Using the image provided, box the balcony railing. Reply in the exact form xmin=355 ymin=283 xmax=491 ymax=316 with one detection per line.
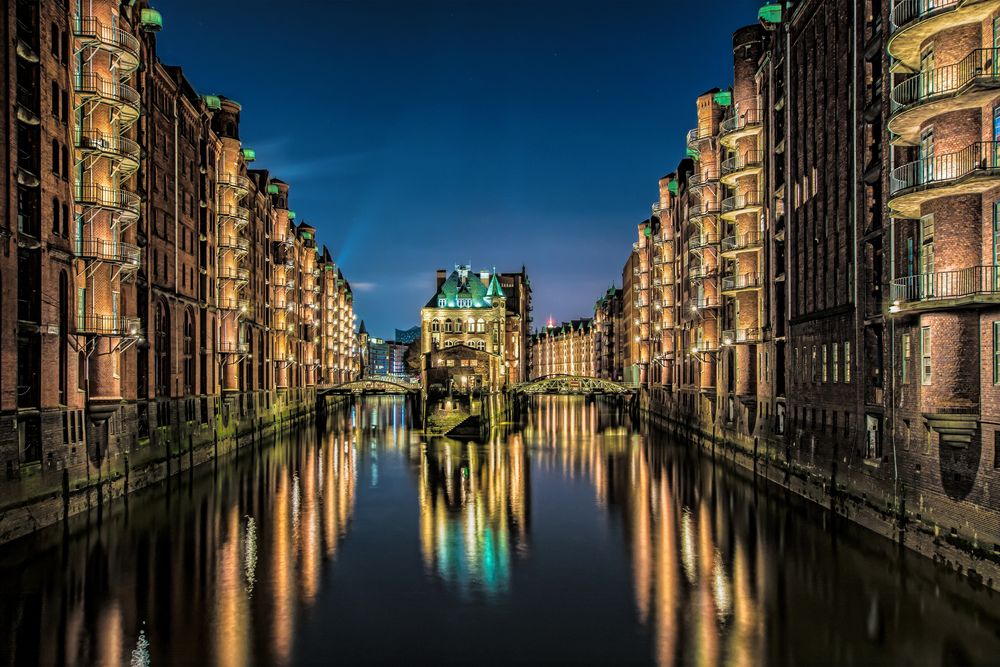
xmin=721 ymin=230 xmax=763 ymax=253
xmin=721 ymin=328 xmax=765 ymax=345
xmin=218 ymin=235 xmax=249 ymax=253
xmin=720 ymin=104 xmax=763 ymax=136
xmin=217 ymin=204 xmax=250 ymax=225
xmin=688 ymin=297 xmax=721 ymax=310
xmin=690 ymin=169 xmax=720 ymax=189
xmin=75 ymin=130 xmax=140 ymax=169
xmin=890 ymin=266 xmax=1000 ymax=305
xmin=651 ymin=202 xmax=670 ymax=216
xmin=721 ymin=150 xmax=765 ymax=175
xmin=73 ymin=16 xmax=141 ymax=68
xmin=890 ymin=141 xmax=1000 ymax=194
xmin=217 ymin=341 xmax=249 ymax=354
xmin=686 ymin=126 xmax=714 ymax=147
xmin=692 ymin=339 xmax=720 ymax=353
xmin=891 ymin=49 xmax=1000 ymax=112
xmin=75 ymin=314 xmax=141 ymax=337
xmin=689 ymin=232 xmax=720 ymax=250
xmin=689 ymin=264 xmax=717 ymax=280
xmin=689 ymin=201 xmax=721 ymax=219
xmin=218 ymin=266 xmax=250 ymax=282
xmin=76 ymin=238 xmax=141 ymax=266
xmin=217 ymin=173 xmax=252 ymax=195
xmin=890 ymin=0 xmax=959 ymax=34
xmin=73 ymin=73 xmax=140 ymax=120
xmin=217 ymin=296 xmax=252 ymax=314
xmin=722 ymin=191 xmax=764 ymax=215
xmin=721 ymin=272 xmax=763 ymax=292
xmin=76 ymin=184 xmax=141 ymax=218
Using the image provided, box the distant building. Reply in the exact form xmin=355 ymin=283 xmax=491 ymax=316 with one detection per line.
xmin=395 ymin=326 xmax=421 ymax=345
xmin=529 ymin=320 xmax=595 ymax=379
xmin=420 ymin=265 xmax=511 ymax=395
xmin=594 ymin=286 xmax=624 ymax=381
xmin=367 ymin=336 xmax=408 ymax=377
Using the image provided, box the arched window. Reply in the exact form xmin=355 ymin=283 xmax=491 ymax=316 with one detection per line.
xmin=154 ymin=300 xmax=171 ymax=396
xmin=476 ymin=318 xmax=485 ymax=333
xmin=58 ymin=271 xmax=68 ymax=404
xmin=455 ymin=319 xmax=463 ymax=333
xmin=183 ymin=308 xmax=195 ymax=395
xmin=444 ymin=319 xmax=453 ymax=333
xmin=431 ymin=319 xmax=440 ymax=333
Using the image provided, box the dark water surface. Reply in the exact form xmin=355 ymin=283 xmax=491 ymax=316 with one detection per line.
xmin=1 ymin=396 xmax=999 ymax=666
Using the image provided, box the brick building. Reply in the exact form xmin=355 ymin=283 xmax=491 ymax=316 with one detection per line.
xmin=529 ymin=319 xmax=595 ymax=379
xmin=0 ymin=0 xmax=358 ymax=542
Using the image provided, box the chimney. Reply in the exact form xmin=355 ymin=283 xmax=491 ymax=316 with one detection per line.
xmin=436 ymin=269 xmax=447 ymax=290
xmin=480 ymin=270 xmax=489 ymax=286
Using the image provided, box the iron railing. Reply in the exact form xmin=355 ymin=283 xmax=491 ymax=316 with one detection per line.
xmin=890 ymin=141 xmax=1000 ymax=194
xmin=689 ymin=232 xmax=720 ymax=250
xmin=73 ymin=72 xmax=140 ymax=114
xmin=722 ymin=191 xmax=764 ymax=215
xmin=76 ymin=184 xmax=141 ymax=217
xmin=721 ymin=230 xmax=763 ymax=253
xmin=720 ymin=102 xmax=763 ymax=136
xmin=217 ymin=173 xmax=252 ymax=194
xmin=73 ymin=16 xmax=141 ymax=64
xmin=721 ymin=272 xmax=763 ymax=291
xmin=218 ymin=235 xmax=249 ymax=252
xmin=75 ymin=130 xmax=140 ymax=167
xmin=686 ymin=126 xmax=714 ymax=147
xmin=721 ymin=328 xmax=765 ymax=344
xmin=890 ymin=266 xmax=1000 ymax=303
xmin=721 ymin=149 xmax=765 ymax=175
xmin=76 ymin=238 xmax=140 ymax=266
xmin=890 ymin=0 xmax=959 ymax=34
xmin=892 ymin=48 xmax=1000 ymax=112
xmin=689 ymin=201 xmax=721 ymax=219
xmin=75 ymin=314 xmax=141 ymax=337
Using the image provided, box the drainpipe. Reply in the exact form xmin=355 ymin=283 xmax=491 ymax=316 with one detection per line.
xmin=174 ymin=97 xmax=179 ymax=295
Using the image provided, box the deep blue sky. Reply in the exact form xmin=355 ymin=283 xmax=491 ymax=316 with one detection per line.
xmin=156 ymin=0 xmax=761 ymax=339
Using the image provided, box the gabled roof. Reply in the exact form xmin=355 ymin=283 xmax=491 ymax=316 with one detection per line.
xmin=425 ymin=267 xmax=499 ymax=309
xmin=486 ymin=273 xmax=504 ymax=298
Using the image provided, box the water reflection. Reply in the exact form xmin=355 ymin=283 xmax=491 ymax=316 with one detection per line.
xmin=414 ymin=433 xmax=529 ymax=597
xmin=0 ymin=396 xmax=998 ymax=666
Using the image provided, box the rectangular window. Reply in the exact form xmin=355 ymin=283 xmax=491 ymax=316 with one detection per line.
xmin=902 ymin=333 xmax=911 ymax=384
xmin=811 ymin=345 xmax=817 ymax=382
xmin=832 ymin=343 xmax=839 ymax=383
xmin=821 ymin=345 xmax=828 ymax=382
xmin=994 ymin=322 xmax=1000 ymax=384
xmin=844 ymin=341 xmax=851 ymax=383
xmin=920 ymin=326 xmax=932 ymax=385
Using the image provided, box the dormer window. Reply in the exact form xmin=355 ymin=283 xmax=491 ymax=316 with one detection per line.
xmin=438 ymin=298 xmax=446 ymax=307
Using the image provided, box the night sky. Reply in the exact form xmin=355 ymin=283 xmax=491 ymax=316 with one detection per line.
xmin=155 ymin=0 xmax=762 ymax=338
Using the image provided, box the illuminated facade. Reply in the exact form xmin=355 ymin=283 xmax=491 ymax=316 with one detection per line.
xmin=419 ymin=265 xmax=516 ymax=394
xmin=529 ymin=319 xmax=595 ymax=379
xmin=0 ymin=0 xmax=358 ymax=543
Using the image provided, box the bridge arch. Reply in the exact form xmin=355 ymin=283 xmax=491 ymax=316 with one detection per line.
xmin=512 ymin=374 xmax=634 ymax=396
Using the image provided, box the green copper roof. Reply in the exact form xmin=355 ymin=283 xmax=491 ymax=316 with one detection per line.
xmin=713 ymin=91 xmax=732 ymax=107
xmin=267 ymin=183 xmax=279 ymax=194
xmin=643 ymin=227 xmax=652 ymax=237
xmin=686 ymin=147 xmax=700 ymax=160
xmin=140 ymin=8 xmax=162 ymax=31
xmin=486 ymin=273 xmax=505 ymax=299
xmin=287 ymin=210 xmax=296 ymax=220
xmin=667 ymin=179 xmax=678 ymax=194
xmin=429 ymin=268 xmax=495 ymax=309
xmin=241 ymin=148 xmax=256 ymax=162
xmin=203 ymin=95 xmax=221 ymax=111
xmin=759 ymin=3 xmax=782 ymax=24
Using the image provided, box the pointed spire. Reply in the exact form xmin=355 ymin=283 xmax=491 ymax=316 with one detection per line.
xmin=358 ymin=320 xmax=367 ymax=335
xmin=486 ymin=272 xmax=505 ymax=298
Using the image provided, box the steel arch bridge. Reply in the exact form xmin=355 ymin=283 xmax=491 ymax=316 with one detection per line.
xmin=321 ymin=378 xmax=420 ymax=395
xmin=512 ymin=374 xmax=635 ymax=396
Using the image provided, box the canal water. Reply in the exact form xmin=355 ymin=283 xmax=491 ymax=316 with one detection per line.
xmin=1 ymin=396 xmax=998 ymax=666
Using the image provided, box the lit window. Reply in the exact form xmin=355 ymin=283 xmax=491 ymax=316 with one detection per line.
xmin=902 ymin=334 xmax=911 ymax=384
xmin=821 ymin=345 xmax=828 ymax=382
xmin=844 ymin=341 xmax=851 ymax=383
xmin=832 ymin=343 xmax=839 ymax=383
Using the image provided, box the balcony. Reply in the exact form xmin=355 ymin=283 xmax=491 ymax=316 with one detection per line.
xmin=719 ymin=103 xmax=763 ymax=148
xmin=651 ymin=201 xmax=670 ymax=216
xmin=689 ymin=232 xmax=720 ymax=251
xmin=218 ymin=296 xmax=251 ymax=315
xmin=75 ymin=130 xmax=140 ymax=174
xmin=217 ymin=173 xmax=251 ymax=197
xmin=73 ymin=16 xmax=141 ymax=72
xmin=721 ymin=230 xmax=763 ymax=255
xmin=689 ymin=263 xmax=717 ymax=280
xmin=889 ymin=141 xmax=1000 ymax=218
xmin=692 ymin=339 xmax=720 ymax=354
xmin=218 ymin=235 xmax=249 ymax=254
xmin=721 ymin=328 xmax=765 ymax=345
xmin=888 ymin=0 xmax=1000 ymax=71
xmin=720 ymin=150 xmax=764 ymax=187
xmin=76 ymin=184 xmax=141 ymax=221
xmin=217 ymin=341 xmax=249 ymax=355
xmin=721 ymin=272 xmax=763 ymax=294
xmin=73 ymin=73 xmax=140 ymax=125
xmin=76 ymin=238 xmax=141 ymax=267
xmin=686 ymin=126 xmax=714 ymax=149
xmin=217 ymin=204 xmax=250 ymax=227
xmin=889 ymin=266 xmax=1000 ymax=312
xmin=652 ymin=249 xmax=673 ymax=265
xmin=218 ymin=266 xmax=250 ymax=283
xmin=889 ymin=49 xmax=1000 ymax=144
xmin=688 ymin=296 xmax=721 ymax=311
xmin=689 ymin=168 xmax=719 ymax=194
xmin=721 ymin=191 xmax=764 ymax=221
xmin=75 ymin=314 xmax=142 ymax=337
xmin=689 ymin=200 xmax=721 ymax=221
